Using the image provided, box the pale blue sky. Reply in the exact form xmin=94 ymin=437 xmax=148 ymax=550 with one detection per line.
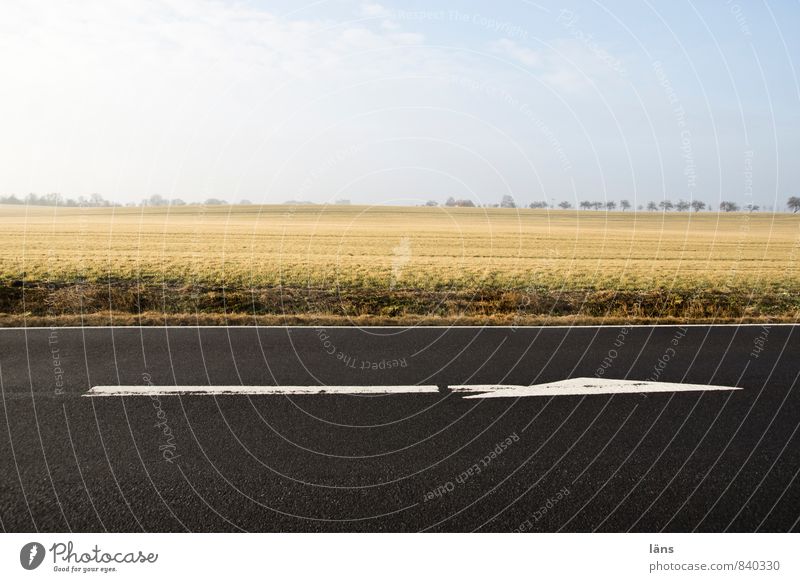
xmin=1 ymin=0 xmax=798 ymax=208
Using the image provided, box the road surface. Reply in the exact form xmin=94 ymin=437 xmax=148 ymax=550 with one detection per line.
xmin=1 ymin=325 xmax=798 ymax=532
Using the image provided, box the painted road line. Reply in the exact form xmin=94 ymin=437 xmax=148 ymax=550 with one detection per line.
xmin=84 ymin=385 xmax=441 ymax=396
xmin=85 ymin=379 xmax=741 ymax=397
xmin=458 ymin=377 xmax=741 ymax=399
xmin=450 ymin=385 xmax=526 ymax=393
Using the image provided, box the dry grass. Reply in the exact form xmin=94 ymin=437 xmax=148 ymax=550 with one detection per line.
xmin=1 ymin=203 xmax=799 ymax=324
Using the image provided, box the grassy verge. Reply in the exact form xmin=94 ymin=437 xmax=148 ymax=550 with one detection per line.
xmin=1 ymin=281 xmax=796 ymax=326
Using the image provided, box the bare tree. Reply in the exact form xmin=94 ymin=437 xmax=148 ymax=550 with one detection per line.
xmin=788 ymin=196 xmax=800 ymax=213
xmin=592 ymin=201 xmax=604 ymax=210
xmin=579 ymin=200 xmax=592 ymax=210
xmin=658 ymin=200 xmax=674 ymax=212
xmin=558 ymin=201 xmax=572 ymax=209
xmin=620 ymin=200 xmax=631 ymax=211
xmin=675 ymin=199 xmax=690 ymax=212
xmin=647 ymin=201 xmax=658 ymax=211
xmin=500 ymin=195 xmax=516 ymax=208
xmin=89 ymin=193 xmax=109 ymax=207
xmin=690 ymin=200 xmax=706 ymax=212
xmin=44 ymin=193 xmax=63 ymax=206
xmin=719 ymin=201 xmax=739 ymax=212
xmin=145 ymin=194 xmax=167 ymax=207
xmin=605 ymin=200 xmax=617 ymax=211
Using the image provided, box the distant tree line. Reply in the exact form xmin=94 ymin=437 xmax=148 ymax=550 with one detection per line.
xmin=427 ymin=196 xmax=797 ymax=213
xmin=444 ymin=197 xmax=476 ymax=207
xmin=0 ymin=193 xmax=257 ymax=207
xmin=4 ymin=193 xmax=800 ymax=212
xmin=141 ymin=194 xmax=237 ymax=206
xmin=0 ymin=193 xmax=117 ymax=207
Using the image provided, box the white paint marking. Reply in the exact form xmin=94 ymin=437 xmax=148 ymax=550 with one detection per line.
xmin=84 ymin=385 xmax=440 ymax=396
xmin=459 ymin=377 xmax=741 ymax=399
xmin=450 ymin=384 xmax=525 ymax=393
xmin=85 ymin=378 xmax=741 ymax=397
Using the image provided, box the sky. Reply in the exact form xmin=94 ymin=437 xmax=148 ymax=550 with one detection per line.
xmin=1 ymin=0 xmax=798 ymax=208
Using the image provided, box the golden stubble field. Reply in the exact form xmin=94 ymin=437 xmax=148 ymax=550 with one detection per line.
xmin=1 ymin=204 xmax=799 ymax=324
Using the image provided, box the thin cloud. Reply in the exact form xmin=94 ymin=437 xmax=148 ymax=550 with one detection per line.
xmin=490 ymin=39 xmax=542 ymax=67
xmin=360 ymin=2 xmax=392 ymax=18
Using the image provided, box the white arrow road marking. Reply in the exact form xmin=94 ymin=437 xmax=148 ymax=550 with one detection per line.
xmin=84 ymin=385 xmax=440 ymax=396
xmin=84 ymin=378 xmax=740 ymax=397
xmin=457 ymin=377 xmax=741 ymax=399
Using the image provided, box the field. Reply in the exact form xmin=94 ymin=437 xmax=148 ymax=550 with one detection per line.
xmin=1 ymin=203 xmax=799 ymax=325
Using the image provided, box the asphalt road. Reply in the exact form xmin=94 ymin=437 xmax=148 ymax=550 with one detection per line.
xmin=1 ymin=325 xmax=798 ymax=532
